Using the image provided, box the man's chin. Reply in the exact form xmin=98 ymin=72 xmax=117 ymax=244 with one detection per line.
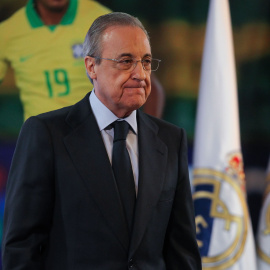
xmin=116 ymin=101 xmax=145 ymax=118
xmin=48 ymin=6 xmax=67 ymax=12
xmin=45 ymin=1 xmax=69 ymax=13
xmin=129 ymin=99 xmax=146 ymax=111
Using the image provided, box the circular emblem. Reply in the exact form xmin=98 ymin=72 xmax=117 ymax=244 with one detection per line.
xmin=257 ymin=175 xmax=270 ymax=265
xmin=193 ymin=168 xmax=248 ymax=269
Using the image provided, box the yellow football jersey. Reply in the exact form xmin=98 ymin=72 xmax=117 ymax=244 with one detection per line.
xmin=0 ymin=0 xmax=110 ymax=120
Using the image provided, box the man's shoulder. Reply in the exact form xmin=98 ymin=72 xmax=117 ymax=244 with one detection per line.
xmin=32 ymin=92 xmax=91 ymax=126
xmin=141 ymin=112 xmax=184 ymax=133
xmin=35 ymin=105 xmax=73 ymax=121
xmin=80 ymin=0 xmax=111 ymax=10
xmin=138 ymin=111 xmax=187 ymax=149
xmin=0 ymin=6 xmax=29 ymax=48
xmin=0 ymin=6 xmax=26 ymax=30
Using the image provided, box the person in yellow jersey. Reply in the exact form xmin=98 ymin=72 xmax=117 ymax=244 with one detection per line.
xmin=0 ymin=0 xmax=164 ymax=120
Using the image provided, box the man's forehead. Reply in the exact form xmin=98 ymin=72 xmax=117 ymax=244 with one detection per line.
xmin=102 ymin=25 xmax=149 ymax=43
xmin=101 ymin=25 xmax=151 ymax=55
xmin=117 ymin=53 xmax=152 ymax=59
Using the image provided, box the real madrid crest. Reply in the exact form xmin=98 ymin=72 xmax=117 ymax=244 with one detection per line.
xmin=257 ymin=172 xmax=270 ymax=265
xmin=193 ymin=152 xmax=248 ymax=269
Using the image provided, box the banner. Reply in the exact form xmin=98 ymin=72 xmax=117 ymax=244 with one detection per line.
xmin=192 ymin=0 xmax=257 ymax=269
xmin=257 ymin=158 xmax=270 ymax=269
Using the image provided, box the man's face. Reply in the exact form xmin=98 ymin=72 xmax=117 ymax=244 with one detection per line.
xmin=37 ymin=0 xmax=69 ymax=12
xmin=85 ymin=26 xmax=152 ymax=118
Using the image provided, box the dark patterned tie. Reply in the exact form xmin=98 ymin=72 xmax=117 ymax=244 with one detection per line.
xmin=112 ymin=120 xmax=136 ymax=234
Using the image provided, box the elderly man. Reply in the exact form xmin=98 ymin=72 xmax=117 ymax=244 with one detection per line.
xmin=2 ymin=12 xmax=201 ymax=270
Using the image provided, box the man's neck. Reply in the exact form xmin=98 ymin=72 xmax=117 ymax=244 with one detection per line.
xmin=35 ymin=1 xmax=69 ymax=25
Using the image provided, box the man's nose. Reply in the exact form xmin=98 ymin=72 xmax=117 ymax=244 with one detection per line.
xmin=131 ymin=61 xmax=147 ymax=80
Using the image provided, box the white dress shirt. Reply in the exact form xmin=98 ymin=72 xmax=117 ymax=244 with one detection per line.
xmin=89 ymin=90 xmax=139 ymax=194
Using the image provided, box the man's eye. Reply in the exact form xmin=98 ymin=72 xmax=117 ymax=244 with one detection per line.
xmin=143 ymin=59 xmax=152 ymax=64
xmin=119 ymin=59 xmax=133 ymax=64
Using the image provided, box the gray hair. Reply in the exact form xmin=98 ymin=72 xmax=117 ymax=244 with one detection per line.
xmin=83 ymin=12 xmax=150 ymax=63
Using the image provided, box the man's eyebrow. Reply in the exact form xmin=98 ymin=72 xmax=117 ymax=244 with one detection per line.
xmin=143 ymin=53 xmax=152 ymax=58
xmin=117 ymin=53 xmax=152 ymax=58
xmin=118 ymin=53 xmax=133 ymax=58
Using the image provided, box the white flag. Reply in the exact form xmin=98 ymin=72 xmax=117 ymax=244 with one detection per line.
xmin=192 ymin=0 xmax=257 ymax=269
xmin=257 ymin=157 xmax=270 ymax=269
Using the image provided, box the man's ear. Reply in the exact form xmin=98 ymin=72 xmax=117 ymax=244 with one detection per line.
xmin=84 ymin=56 xmax=97 ymax=80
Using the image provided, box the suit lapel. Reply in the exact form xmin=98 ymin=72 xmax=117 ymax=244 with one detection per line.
xmin=63 ymin=94 xmax=130 ymax=251
xmin=129 ymin=111 xmax=168 ymax=256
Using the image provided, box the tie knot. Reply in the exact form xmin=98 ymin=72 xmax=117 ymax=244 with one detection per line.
xmin=113 ymin=120 xmax=129 ymax=142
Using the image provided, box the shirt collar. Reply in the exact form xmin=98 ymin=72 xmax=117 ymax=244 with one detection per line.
xmin=26 ymin=0 xmax=78 ymax=31
xmin=89 ymin=90 xmax=137 ymax=134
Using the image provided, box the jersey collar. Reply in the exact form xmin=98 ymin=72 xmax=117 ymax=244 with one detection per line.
xmin=26 ymin=0 xmax=78 ymax=31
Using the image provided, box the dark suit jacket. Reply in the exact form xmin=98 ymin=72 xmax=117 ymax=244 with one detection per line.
xmin=2 ymin=93 xmax=201 ymax=270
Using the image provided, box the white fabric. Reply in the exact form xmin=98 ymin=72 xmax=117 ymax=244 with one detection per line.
xmin=193 ymin=0 xmax=257 ymax=269
xmin=257 ymin=157 xmax=270 ymax=270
